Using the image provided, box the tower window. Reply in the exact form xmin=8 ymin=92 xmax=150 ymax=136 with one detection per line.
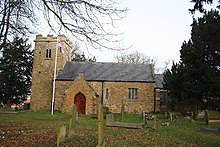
xmin=46 ymin=48 xmax=52 ymax=59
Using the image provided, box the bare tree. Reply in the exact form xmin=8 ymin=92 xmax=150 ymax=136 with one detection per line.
xmin=115 ymin=50 xmax=158 ymax=65
xmin=155 ymin=60 xmax=172 ymax=74
xmin=0 ymin=0 xmax=37 ymax=50
xmin=0 ymin=0 xmax=128 ymax=51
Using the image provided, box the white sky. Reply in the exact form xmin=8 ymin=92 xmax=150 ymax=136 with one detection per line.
xmin=83 ymin=0 xmax=194 ymax=69
xmin=36 ymin=0 xmax=217 ymax=71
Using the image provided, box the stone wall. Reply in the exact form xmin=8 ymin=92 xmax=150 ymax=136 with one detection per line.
xmin=31 ymin=34 xmax=156 ymax=113
xmin=155 ymin=89 xmax=161 ymax=112
xmin=31 ymin=34 xmax=72 ymax=111
xmin=99 ymin=81 xmax=155 ymax=113
xmin=62 ymin=75 xmax=98 ymax=114
xmin=55 ymin=75 xmax=155 ymax=114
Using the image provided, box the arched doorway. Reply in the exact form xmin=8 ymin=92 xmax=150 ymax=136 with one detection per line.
xmin=74 ymin=92 xmax=86 ymax=114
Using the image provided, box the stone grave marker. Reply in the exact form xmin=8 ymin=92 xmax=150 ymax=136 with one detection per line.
xmin=152 ymin=116 xmax=157 ymax=130
xmin=120 ymin=102 xmax=125 ymax=122
xmin=170 ymin=113 xmax=173 ymax=121
xmin=57 ymin=124 xmax=66 ymax=146
xmin=68 ymin=104 xmax=77 ymax=137
xmin=205 ymin=109 xmax=209 ymax=125
xmin=106 ymin=114 xmax=114 ymax=125
xmin=97 ymin=105 xmax=106 ymax=147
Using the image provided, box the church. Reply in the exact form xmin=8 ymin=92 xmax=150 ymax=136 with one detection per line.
xmin=31 ymin=34 xmax=164 ymax=114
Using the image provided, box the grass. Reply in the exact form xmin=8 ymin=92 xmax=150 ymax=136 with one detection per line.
xmin=0 ymin=111 xmax=220 ymax=146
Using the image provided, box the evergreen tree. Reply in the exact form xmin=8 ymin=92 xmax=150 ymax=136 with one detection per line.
xmin=0 ymin=37 xmax=33 ymax=105
xmin=163 ymin=10 xmax=220 ymax=111
xmin=190 ymin=0 xmax=220 ymax=14
xmin=163 ymin=62 xmax=184 ymax=102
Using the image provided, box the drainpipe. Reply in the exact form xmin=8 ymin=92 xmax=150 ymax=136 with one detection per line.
xmin=101 ymin=81 xmax=104 ymax=105
xmin=154 ymin=88 xmax=156 ymax=113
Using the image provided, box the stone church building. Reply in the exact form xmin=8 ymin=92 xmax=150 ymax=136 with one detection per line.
xmin=31 ymin=34 xmax=164 ymax=114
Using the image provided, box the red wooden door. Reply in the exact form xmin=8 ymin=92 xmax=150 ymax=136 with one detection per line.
xmin=74 ymin=93 xmax=86 ymax=114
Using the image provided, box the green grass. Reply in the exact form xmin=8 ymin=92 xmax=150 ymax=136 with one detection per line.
xmin=0 ymin=111 xmax=220 ymax=146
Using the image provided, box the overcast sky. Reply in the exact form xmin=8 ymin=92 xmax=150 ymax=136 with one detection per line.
xmin=37 ymin=0 xmax=217 ymax=71
xmin=83 ymin=0 xmax=194 ymax=69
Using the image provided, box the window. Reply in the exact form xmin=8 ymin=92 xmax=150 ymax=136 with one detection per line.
xmin=128 ymin=88 xmax=137 ymax=99
xmin=105 ymin=88 xmax=109 ymax=99
xmin=46 ymin=48 xmax=51 ymax=58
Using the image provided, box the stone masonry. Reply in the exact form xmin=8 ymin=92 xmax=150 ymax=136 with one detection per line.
xmin=31 ymin=34 xmax=72 ymax=110
xmin=55 ymin=74 xmax=155 ymax=114
xmin=31 ymin=34 xmax=161 ymax=114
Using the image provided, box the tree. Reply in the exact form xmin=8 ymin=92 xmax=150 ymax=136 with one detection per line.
xmin=72 ymin=52 xmax=96 ymax=62
xmin=71 ymin=42 xmax=96 ymax=62
xmin=163 ymin=62 xmax=185 ymax=103
xmin=163 ymin=10 xmax=220 ymax=112
xmin=0 ymin=0 xmax=127 ymax=51
xmin=0 ymin=37 xmax=33 ymax=105
xmin=190 ymin=0 xmax=220 ymax=14
xmin=115 ymin=50 xmax=157 ymax=65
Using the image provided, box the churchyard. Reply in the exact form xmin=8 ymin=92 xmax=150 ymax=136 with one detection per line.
xmin=0 ymin=110 xmax=220 ymax=146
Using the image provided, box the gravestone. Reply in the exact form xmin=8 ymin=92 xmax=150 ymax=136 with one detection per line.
xmin=170 ymin=113 xmax=173 ymax=121
xmin=57 ymin=124 xmax=66 ymax=146
xmin=68 ymin=104 xmax=77 ymax=137
xmin=152 ymin=116 xmax=157 ymax=130
xmin=97 ymin=105 xmax=106 ymax=147
xmin=197 ymin=110 xmax=205 ymax=119
xmin=121 ymin=102 xmax=125 ymax=117
xmin=144 ymin=115 xmax=157 ymax=130
xmin=106 ymin=114 xmax=114 ymax=125
xmin=205 ymin=109 xmax=209 ymax=126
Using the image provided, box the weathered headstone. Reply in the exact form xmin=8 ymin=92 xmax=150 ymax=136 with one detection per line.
xmin=142 ymin=111 xmax=145 ymax=120
xmin=145 ymin=115 xmax=157 ymax=130
xmin=121 ymin=102 xmax=125 ymax=117
xmin=57 ymin=124 xmax=66 ymax=146
xmin=170 ymin=113 xmax=173 ymax=121
xmin=205 ymin=109 xmax=209 ymax=126
xmin=68 ymin=104 xmax=77 ymax=137
xmin=152 ymin=116 xmax=157 ymax=130
xmin=106 ymin=114 xmax=114 ymax=125
xmin=197 ymin=110 xmax=205 ymax=119
xmin=97 ymin=105 xmax=106 ymax=147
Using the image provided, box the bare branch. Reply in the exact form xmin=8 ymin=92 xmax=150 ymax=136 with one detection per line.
xmin=0 ymin=0 xmax=128 ymax=51
xmin=115 ymin=50 xmax=158 ymax=65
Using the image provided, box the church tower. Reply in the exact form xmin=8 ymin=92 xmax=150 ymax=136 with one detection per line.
xmin=31 ymin=34 xmax=72 ymax=110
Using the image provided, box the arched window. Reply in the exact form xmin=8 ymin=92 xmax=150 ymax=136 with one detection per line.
xmin=46 ymin=48 xmax=52 ymax=59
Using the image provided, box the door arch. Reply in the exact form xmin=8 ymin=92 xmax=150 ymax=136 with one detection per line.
xmin=74 ymin=92 xmax=86 ymax=114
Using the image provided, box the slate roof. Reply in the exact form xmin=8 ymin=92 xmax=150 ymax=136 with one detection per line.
xmin=56 ymin=62 xmax=154 ymax=82
xmin=155 ymin=74 xmax=164 ymax=88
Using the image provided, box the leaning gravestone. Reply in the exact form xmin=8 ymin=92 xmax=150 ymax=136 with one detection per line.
xmin=57 ymin=124 xmax=66 ymax=146
xmin=68 ymin=104 xmax=77 ymax=137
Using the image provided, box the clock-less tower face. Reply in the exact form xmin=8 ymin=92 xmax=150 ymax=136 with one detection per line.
xmin=30 ymin=34 xmax=72 ymax=111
